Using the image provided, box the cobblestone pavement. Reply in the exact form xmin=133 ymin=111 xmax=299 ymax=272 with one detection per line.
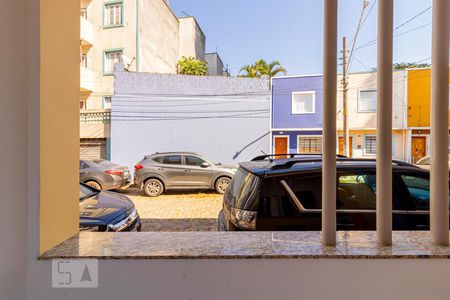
xmin=117 ymin=188 xmax=223 ymax=231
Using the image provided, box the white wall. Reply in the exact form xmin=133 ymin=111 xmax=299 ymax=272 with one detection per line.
xmin=110 ymin=67 xmax=271 ymax=170
xmin=178 ymin=16 xmax=206 ymax=61
xmin=26 ymin=259 xmax=450 ymax=300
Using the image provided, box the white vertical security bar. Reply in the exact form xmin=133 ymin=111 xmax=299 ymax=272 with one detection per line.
xmin=430 ymin=0 xmax=450 ymax=246
xmin=376 ymin=0 xmax=393 ymax=246
xmin=322 ymin=0 xmax=338 ymax=246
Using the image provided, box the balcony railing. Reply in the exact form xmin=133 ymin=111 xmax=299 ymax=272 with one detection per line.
xmin=80 ymin=111 xmax=111 ymax=124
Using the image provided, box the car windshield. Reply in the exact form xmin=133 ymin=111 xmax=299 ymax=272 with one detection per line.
xmin=79 ymin=184 xmax=99 ymax=201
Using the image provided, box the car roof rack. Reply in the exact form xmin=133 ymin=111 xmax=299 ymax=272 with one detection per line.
xmin=251 ymin=153 xmax=347 ymax=161
xmin=269 ymin=157 xmax=418 ymax=170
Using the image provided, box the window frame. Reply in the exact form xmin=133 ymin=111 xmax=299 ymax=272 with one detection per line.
xmin=80 ymin=8 xmax=88 ymax=19
xmin=291 ymin=91 xmax=316 ymax=115
xmin=103 ymin=48 xmax=123 ymax=76
xmin=358 ymin=89 xmax=377 ymax=113
xmin=102 ymin=96 xmax=112 ymax=110
xmin=336 ymin=172 xmax=377 ymax=210
xmin=80 ymin=53 xmax=88 ymax=68
xmin=363 ymin=135 xmax=377 ymax=156
xmin=297 ymin=135 xmax=323 ymax=154
xmin=184 ymin=155 xmax=209 ymax=167
xmin=103 ymin=0 xmax=124 ymax=29
xmin=80 ymin=100 xmax=86 ymax=110
xmin=162 ymin=155 xmax=182 ymax=165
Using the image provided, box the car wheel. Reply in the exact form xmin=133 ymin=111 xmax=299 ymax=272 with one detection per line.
xmin=215 ymin=177 xmax=231 ymax=194
xmin=144 ymin=179 xmax=164 ymax=197
xmin=85 ymin=181 xmax=102 ymax=190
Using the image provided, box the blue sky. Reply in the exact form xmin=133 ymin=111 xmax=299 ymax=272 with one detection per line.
xmin=170 ymin=0 xmax=433 ymax=76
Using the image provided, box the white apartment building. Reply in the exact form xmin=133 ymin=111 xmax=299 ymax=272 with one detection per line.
xmin=79 ymin=0 xmax=206 ymax=159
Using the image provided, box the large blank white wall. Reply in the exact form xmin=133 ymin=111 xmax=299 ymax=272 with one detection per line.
xmin=111 ymin=68 xmax=271 ymax=169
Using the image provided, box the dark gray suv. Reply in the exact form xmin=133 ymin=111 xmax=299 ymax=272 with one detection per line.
xmin=133 ymin=152 xmax=237 ymax=197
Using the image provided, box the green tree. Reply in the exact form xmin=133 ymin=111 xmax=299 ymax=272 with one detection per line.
xmin=239 ymin=64 xmax=259 ymax=78
xmin=239 ymin=59 xmax=287 ymax=77
xmin=176 ymin=56 xmax=208 ymax=76
xmin=393 ymin=62 xmax=431 ymax=70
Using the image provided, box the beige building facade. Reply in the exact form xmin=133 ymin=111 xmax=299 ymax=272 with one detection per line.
xmin=79 ymin=0 xmax=206 ymax=159
xmin=337 ymin=70 xmax=409 ymax=160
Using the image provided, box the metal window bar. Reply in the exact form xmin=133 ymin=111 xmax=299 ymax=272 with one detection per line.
xmin=320 ymin=0 xmax=449 ymax=246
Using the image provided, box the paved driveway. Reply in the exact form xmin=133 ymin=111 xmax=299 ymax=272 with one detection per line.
xmin=118 ymin=188 xmax=223 ymax=231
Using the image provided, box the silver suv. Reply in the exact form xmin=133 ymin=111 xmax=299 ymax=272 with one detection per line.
xmin=133 ymin=152 xmax=237 ymax=197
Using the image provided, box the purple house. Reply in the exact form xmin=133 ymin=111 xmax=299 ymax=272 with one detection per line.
xmin=271 ymin=75 xmax=323 ymax=155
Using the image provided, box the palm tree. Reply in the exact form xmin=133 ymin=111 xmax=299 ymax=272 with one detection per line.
xmin=239 ymin=64 xmax=259 ymax=77
xmin=239 ymin=59 xmax=287 ymax=77
xmin=256 ymin=59 xmax=287 ymax=77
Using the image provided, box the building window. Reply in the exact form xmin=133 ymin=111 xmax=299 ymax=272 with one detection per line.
xmin=103 ymin=50 xmax=122 ymax=75
xmin=80 ymin=100 xmax=86 ymax=110
xmin=292 ymin=91 xmax=315 ymax=114
xmin=104 ymin=2 xmax=123 ymax=27
xmin=364 ymin=135 xmax=376 ymax=155
xmin=80 ymin=54 xmax=88 ymax=68
xmin=298 ymin=136 xmax=322 ymax=154
xmin=358 ymin=90 xmax=377 ymax=112
xmin=80 ymin=8 xmax=87 ymax=19
xmin=103 ymin=96 xmax=112 ymax=109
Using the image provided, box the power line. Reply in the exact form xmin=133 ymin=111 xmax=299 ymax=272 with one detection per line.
xmin=394 ymin=6 xmax=431 ymax=31
xmin=347 ymin=0 xmax=370 ymax=73
xmin=354 ymin=5 xmax=432 ymax=51
xmin=355 ymin=22 xmax=431 ymax=51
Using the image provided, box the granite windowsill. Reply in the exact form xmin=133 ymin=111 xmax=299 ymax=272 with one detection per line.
xmin=39 ymin=231 xmax=450 ymax=260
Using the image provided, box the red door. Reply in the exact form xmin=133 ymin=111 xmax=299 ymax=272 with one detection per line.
xmin=411 ymin=137 xmax=426 ymax=164
xmin=274 ymin=136 xmax=288 ymax=158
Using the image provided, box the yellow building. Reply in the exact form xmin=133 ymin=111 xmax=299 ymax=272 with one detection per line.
xmin=407 ymin=68 xmax=450 ymax=162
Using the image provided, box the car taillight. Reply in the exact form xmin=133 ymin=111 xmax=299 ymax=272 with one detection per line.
xmin=230 ymin=207 xmax=257 ymax=230
xmin=105 ymin=169 xmax=124 ymax=175
xmin=134 ymin=164 xmax=144 ymax=170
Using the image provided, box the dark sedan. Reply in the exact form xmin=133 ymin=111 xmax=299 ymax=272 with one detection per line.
xmin=79 ymin=183 xmax=141 ymax=232
xmin=80 ymin=159 xmax=131 ymax=190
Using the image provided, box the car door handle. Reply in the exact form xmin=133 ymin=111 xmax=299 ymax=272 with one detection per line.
xmin=184 ymin=169 xmax=191 ymax=172
xmin=157 ymin=168 xmax=165 ymax=171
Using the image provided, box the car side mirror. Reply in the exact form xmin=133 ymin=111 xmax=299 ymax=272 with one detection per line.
xmin=200 ymin=162 xmax=209 ymax=168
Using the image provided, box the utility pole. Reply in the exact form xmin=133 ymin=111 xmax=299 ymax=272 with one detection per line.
xmin=342 ymin=36 xmax=350 ymax=157
xmin=341 ymin=0 xmax=369 ymax=157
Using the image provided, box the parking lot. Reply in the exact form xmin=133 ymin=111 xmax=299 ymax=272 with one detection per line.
xmin=117 ymin=187 xmax=223 ymax=231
